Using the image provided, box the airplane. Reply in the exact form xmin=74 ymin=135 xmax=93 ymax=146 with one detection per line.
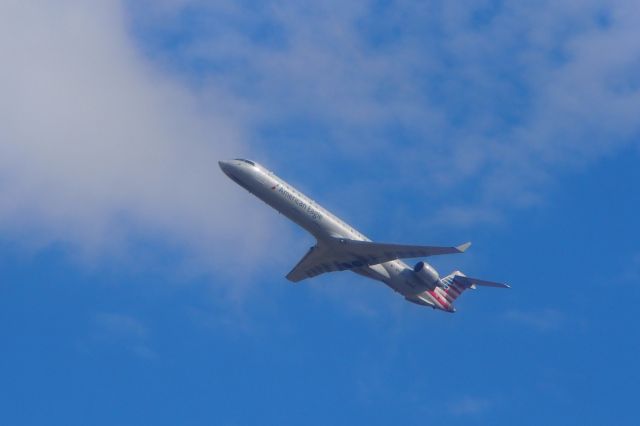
xmin=219 ymin=158 xmax=509 ymax=312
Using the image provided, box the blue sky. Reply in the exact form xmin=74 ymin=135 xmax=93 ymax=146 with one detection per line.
xmin=1 ymin=1 xmax=639 ymax=425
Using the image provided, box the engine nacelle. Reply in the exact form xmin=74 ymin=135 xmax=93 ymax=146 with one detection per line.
xmin=413 ymin=261 xmax=442 ymax=290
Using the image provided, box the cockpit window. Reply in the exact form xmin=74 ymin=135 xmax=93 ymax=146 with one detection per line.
xmin=234 ymin=158 xmax=255 ymax=166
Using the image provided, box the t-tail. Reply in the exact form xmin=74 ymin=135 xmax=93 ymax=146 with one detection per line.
xmin=427 ymin=271 xmax=510 ymax=313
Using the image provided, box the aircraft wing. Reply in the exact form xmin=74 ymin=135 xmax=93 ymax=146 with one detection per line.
xmin=286 ymin=244 xmax=339 ymax=282
xmin=286 ymin=239 xmax=471 ymax=283
xmin=336 ymin=239 xmax=471 ymax=262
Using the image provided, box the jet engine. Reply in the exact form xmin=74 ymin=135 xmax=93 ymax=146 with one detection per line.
xmin=413 ymin=261 xmax=443 ymax=290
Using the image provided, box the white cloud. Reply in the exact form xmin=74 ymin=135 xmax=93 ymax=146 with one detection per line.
xmin=0 ymin=1 xmax=286 ymax=279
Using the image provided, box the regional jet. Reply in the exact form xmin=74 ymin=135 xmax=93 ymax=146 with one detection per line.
xmin=219 ymin=159 xmax=509 ymax=312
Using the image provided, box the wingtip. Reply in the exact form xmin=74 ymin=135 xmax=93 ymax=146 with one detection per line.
xmin=456 ymin=241 xmax=472 ymax=252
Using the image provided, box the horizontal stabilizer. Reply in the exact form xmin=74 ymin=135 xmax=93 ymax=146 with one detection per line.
xmin=453 ymin=274 xmax=510 ymax=289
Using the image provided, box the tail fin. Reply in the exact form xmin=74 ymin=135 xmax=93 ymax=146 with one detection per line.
xmin=439 ymin=271 xmax=470 ymax=302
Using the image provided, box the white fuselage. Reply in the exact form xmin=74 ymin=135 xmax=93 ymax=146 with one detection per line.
xmin=219 ymin=159 xmax=443 ymax=309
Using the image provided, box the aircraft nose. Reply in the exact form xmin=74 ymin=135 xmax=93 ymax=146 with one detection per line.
xmin=218 ymin=160 xmax=232 ymax=174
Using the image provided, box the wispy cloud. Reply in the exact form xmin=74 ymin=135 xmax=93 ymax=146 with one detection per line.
xmin=92 ymin=312 xmax=156 ymax=359
xmin=621 ymin=252 xmax=640 ymax=284
xmin=447 ymin=395 xmax=493 ymax=416
xmin=134 ymin=0 xmax=640 ymax=229
xmin=505 ymin=308 xmax=566 ymax=332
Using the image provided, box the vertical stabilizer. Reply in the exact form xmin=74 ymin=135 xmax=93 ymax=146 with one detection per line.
xmin=440 ymin=271 xmax=472 ymax=303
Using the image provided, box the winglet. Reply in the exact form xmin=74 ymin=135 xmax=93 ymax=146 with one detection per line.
xmin=456 ymin=242 xmax=472 ymax=253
